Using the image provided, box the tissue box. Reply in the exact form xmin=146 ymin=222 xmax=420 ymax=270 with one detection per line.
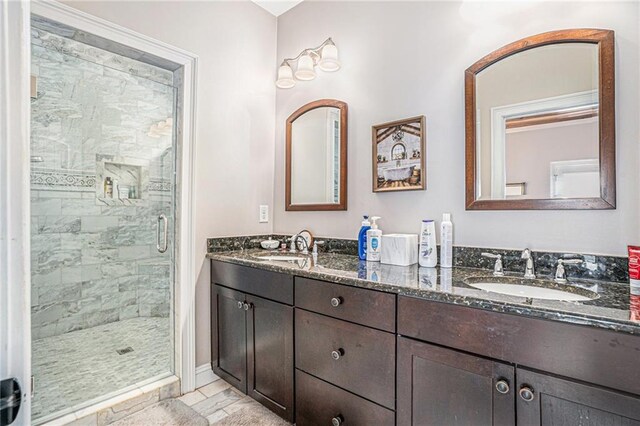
xmin=381 ymin=234 xmax=418 ymax=266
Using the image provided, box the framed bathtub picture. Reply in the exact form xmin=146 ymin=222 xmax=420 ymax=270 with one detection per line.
xmin=372 ymin=115 xmax=426 ymax=192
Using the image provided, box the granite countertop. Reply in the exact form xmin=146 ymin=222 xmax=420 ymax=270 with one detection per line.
xmin=207 ymin=249 xmax=640 ymax=335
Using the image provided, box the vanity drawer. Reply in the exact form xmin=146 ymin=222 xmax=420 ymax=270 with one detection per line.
xmin=296 ymin=370 xmax=395 ymax=426
xmin=295 ymin=276 xmax=396 ymax=332
xmin=295 ymin=309 xmax=395 ymax=409
xmin=210 ymin=260 xmax=293 ymax=305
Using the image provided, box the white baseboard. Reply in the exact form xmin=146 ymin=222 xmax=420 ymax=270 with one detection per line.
xmin=195 ymin=363 xmax=219 ymax=389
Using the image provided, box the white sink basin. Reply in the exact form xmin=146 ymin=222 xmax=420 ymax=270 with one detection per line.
xmin=466 ymin=282 xmax=594 ymax=301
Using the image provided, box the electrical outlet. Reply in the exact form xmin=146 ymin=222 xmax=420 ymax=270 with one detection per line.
xmin=259 ymin=205 xmax=269 ymax=223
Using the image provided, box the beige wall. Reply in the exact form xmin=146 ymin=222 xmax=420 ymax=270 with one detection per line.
xmin=62 ymin=1 xmax=277 ymax=366
xmin=274 ymin=1 xmax=640 ymax=257
xmin=505 ymin=120 xmax=599 ymax=199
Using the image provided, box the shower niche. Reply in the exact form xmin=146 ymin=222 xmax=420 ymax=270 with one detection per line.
xmin=96 ymin=155 xmax=149 ymax=205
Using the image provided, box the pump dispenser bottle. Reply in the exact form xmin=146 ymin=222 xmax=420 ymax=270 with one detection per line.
xmin=366 ymin=217 xmax=382 ymax=262
xmin=358 ymin=215 xmax=371 ymax=260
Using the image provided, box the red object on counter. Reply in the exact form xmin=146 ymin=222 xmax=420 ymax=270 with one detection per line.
xmin=629 ymin=246 xmax=640 ymax=321
xmin=631 ymin=294 xmax=640 ymax=322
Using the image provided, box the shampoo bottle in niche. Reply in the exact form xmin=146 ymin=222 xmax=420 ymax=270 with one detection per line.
xmin=104 ymin=177 xmax=113 ymax=198
xmin=358 ymin=215 xmax=371 ymax=261
xmin=440 ymin=213 xmax=453 ymax=268
xmin=419 ymin=220 xmax=437 ymax=267
xmin=366 ymin=216 xmax=382 ymax=262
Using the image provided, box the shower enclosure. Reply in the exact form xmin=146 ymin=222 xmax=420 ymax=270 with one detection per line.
xmin=30 ymin=18 xmax=177 ymax=422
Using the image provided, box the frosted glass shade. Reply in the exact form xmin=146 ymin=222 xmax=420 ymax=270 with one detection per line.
xmin=318 ymin=44 xmax=341 ymax=72
xmin=295 ymin=54 xmax=316 ymax=81
xmin=276 ymin=63 xmax=295 ymax=89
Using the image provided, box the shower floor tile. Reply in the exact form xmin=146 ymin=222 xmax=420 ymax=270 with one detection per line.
xmin=32 ymin=317 xmax=171 ymax=421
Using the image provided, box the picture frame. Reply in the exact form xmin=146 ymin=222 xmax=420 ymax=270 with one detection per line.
xmin=372 ymin=115 xmax=426 ymax=192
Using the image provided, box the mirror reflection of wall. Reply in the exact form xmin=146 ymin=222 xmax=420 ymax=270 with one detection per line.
xmin=475 ymin=43 xmax=599 ymax=201
xmin=290 ymin=106 xmax=341 ymax=205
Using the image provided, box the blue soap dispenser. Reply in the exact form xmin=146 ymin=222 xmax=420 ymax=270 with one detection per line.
xmin=358 ymin=215 xmax=371 ymax=260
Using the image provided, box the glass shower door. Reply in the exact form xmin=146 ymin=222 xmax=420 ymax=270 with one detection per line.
xmin=30 ymin=22 xmax=176 ymax=422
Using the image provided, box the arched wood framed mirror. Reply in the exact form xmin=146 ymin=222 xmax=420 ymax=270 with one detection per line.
xmin=286 ymin=99 xmax=348 ymax=211
xmin=465 ymin=29 xmax=615 ymax=210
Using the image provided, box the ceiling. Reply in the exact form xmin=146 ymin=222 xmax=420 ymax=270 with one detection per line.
xmin=252 ymin=0 xmax=304 ymax=17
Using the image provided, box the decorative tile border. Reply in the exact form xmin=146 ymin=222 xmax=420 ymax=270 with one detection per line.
xmin=31 ymin=168 xmax=95 ymax=190
xmin=31 ymin=168 xmax=171 ymax=194
xmin=207 ymin=235 xmax=629 ymax=283
xmin=149 ymin=179 xmax=172 ymax=192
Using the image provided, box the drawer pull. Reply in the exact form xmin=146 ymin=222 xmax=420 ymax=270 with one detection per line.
xmin=330 ymin=297 xmax=342 ymax=307
xmin=331 ymin=348 xmax=344 ymax=360
xmin=495 ymin=379 xmax=510 ymax=394
xmin=519 ymin=386 xmax=535 ymax=402
xmin=243 ymin=302 xmax=252 ymax=311
xmin=237 ymin=301 xmax=243 ymax=309
xmin=331 ymin=415 xmax=344 ymax=426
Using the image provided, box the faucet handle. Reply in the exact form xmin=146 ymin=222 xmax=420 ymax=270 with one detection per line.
xmin=312 ymin=240 xmax=325 ymax=255
xmin=555 ymin=257 xmax=583 ymax=284
xmin=481 ymin=253 xmax=504 ymax=277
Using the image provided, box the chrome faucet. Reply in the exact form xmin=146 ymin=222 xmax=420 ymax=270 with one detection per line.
xmin=521 ymin=248 xmax=536 ymax=279
xmin=481 ymin=253 xmax=504 ymax=276
xmin=290 ymin=232 xmax=311 ymax=254
xmin=554 ymin=257 xmax=584 ymax=284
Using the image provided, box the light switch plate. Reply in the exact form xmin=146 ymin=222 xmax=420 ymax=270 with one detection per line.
xmin=259 ymin=205 xmax=269 ymax=223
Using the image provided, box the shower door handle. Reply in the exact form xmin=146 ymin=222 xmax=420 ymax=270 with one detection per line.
xmin=156 ymin=214 xmax=168 ymax=253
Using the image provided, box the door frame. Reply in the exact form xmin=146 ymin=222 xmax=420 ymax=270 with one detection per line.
xmin=489 ymin=89 xmax=598 ymax=199
xmin=0 ymin=0 xmax=32 ymax=424
xmin=29 ymin=0 xmax=199 ymax=396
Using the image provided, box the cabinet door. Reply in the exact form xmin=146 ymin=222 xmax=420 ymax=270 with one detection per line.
xmin=397 ymin=337 xmax=515 ymax=426
xmin=212 ymin=285 xmax=247 ymax=393
xmin=517 ymin=368 xmax=640 ymax=426
xmin=246 ymin=295 xmax=294 ymax=422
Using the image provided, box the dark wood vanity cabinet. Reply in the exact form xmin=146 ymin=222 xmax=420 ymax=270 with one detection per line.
xmin=211 ymin=260 xmax=640 ymax=425
xmin=212 ymin=285 xmax=247 ymax=392
xmin=294 ymin=277 xmax=397 ymax=425
xmin=397 ymin=337 xmax=515 ymax=426
xmin=516 ymin=368 xmax=640 ymax=426
xmin=211 ymin=261 xmax=294 ymax=422
xmin=245 ymin=293 xmax=294 ymax=421
xmin=398 ymin=295 xmax=640 ymax=426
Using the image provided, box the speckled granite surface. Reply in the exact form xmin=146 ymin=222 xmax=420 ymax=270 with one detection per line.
xmin=207 ymin=236 xmax=628 ymax=283
xmin=207 ymin=249 xmax=639 ymax=335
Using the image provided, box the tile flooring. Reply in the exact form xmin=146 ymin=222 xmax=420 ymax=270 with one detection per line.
xmin=177 ymin=379 xmax=291 ymax=425
xmin=32 ymin=317 xmax=172 ymax=421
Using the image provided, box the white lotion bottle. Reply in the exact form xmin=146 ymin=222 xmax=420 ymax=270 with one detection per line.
xmin=440 ymin=213 xmax=453 ymax=267
xmin=419 ymin=220 xmax=437 ymax=267
xmin=366 ymin=216 xmax=382 ymax=262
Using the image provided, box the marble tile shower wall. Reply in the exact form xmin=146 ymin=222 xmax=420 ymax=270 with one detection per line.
xmin=31 ymin=29 xmax=175 ymax=340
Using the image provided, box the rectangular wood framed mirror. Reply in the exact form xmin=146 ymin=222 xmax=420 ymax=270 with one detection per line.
xmin=286 ymin=99 xmax=348 ymax=211
xmin=465 ymin=29 xmax=615 ymax=210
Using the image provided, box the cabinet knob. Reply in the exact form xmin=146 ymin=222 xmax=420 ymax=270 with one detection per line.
xmin=495 ymin=379 xmax=510 ymax=394
xmin=519 ymin=386 xmax=535 ymax=402
xmin=330 ymin=297 xmax=342 ymax=307
xmin=237 ymin=301 xmax=243 ymax=309
xmin=243 ymin=302 xmax=252 ymax=311
xmin=331 ymin=415 xmax=344 ymax=426
xmin=331 ymin=349 xmax=344 ymax=360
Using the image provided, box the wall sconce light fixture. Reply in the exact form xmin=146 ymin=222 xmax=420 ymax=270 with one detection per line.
xmin=276 ymin=38 xmax=341 ymax=89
